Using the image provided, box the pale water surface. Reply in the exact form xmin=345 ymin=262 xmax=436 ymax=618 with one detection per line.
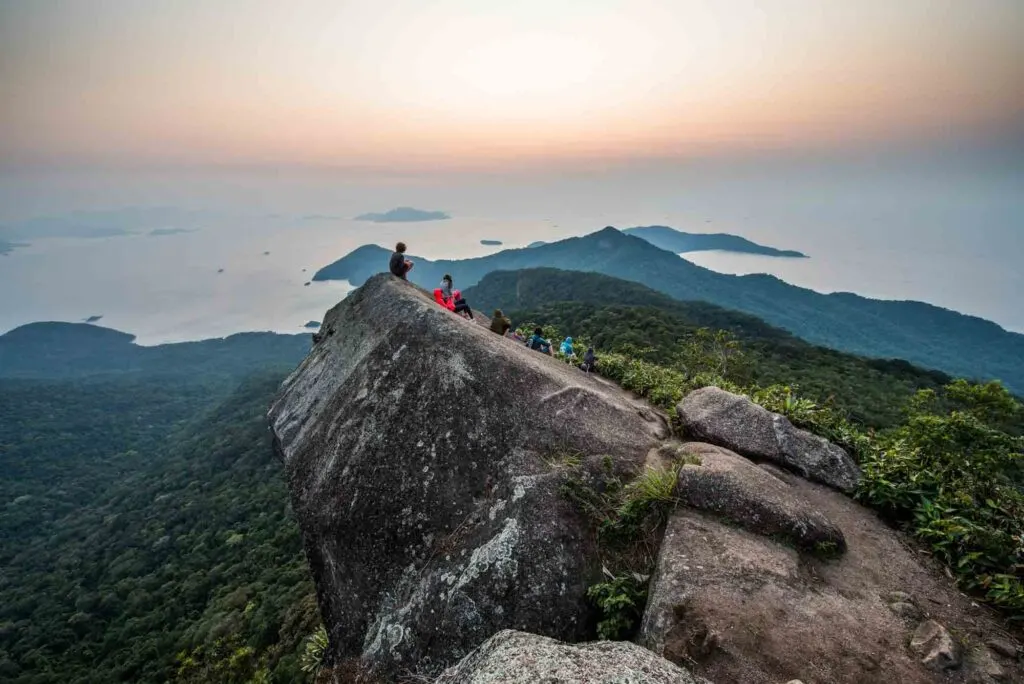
xmin=0 ymin=159 xmax=1020 ymax=344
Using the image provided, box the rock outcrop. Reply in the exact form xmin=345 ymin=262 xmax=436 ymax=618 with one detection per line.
xmin=674 ymin=442 xmax=845 ymax=552
xmin=638 ymin=468 xmax=1023 ymax=684
xmin=273 ymin=274 xmax=1023 ymax=684
xmin=269 ymin=274 xmax=668 ymax=679
xmin=677 ymin=386 xmax=860 ymax=491
xmin=435 ymin=630 xmax=709 ymax=683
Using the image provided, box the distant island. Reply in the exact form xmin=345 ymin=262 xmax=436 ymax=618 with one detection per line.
xmin=148 ymin=228 xmax=195 ymax=237
xmin=84 ymin=315 xmax=103 ymax=323
xmin=480 ymin=239 xmax=503 ymax=246
xmin=354 ymin=207 xmax=450 ymax=223
xmin=303 ymin=321 xmax=321 ymax=329
xmin=0 ymin=239 xmax=27 ymax=254
xmin=526 ymin=241 xmax=547 ymax=248
xmin=623 ymin=226 xmax=807 ymax=258
xmin=312 ymin=226 xmax=1023 ymax=391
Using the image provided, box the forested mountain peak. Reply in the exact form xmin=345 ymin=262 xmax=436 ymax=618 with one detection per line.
xmin=313 ymin=226 xmax=1024 ymax=391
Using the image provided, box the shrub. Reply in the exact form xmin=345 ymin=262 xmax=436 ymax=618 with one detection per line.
xmin=299 ymin=625 xmax=329 ymax=676
xmin=586 ymin=571 xmax=649 ymax=640
xmin=857 ymin=382 xmax=1024 ymax=619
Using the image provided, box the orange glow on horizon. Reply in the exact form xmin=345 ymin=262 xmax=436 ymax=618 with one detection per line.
xmin=1 ymin=0 xmax=1021 ymax=171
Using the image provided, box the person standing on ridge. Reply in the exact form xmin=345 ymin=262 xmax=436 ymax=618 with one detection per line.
xmin=581 ymin=347 xmax=598 ymax=373
xmin=560 ymin=336 xmax=576 ymax=360
xmin=389 ymin=242 xmax=413 ymax=279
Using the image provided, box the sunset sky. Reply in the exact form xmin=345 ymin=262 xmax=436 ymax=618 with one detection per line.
xmin=1 ymin=0 xmax=1022 ymax=171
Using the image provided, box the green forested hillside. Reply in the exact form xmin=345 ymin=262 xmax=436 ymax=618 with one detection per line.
xmin=0 ymin=322 xmax=311 ymax=380
xmin=314 ymin=227 xmax=1024 ymax=391
xmin=464 ymin=268 xmax=952 ymax=428
xmin=0 ymin=327 xmax=318 ymax=683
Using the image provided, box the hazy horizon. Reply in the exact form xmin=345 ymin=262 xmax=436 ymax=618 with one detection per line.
xmin=1 ymin=1 xmax=1022 ymax=344
xmin=2 ymin=1 xmax=1023 ymax=173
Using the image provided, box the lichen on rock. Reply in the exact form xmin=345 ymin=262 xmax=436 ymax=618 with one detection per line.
xmin=268 ymin=274 xmax=668 ymax=679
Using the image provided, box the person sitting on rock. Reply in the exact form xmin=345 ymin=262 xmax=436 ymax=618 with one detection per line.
xmin=490 ymin=309 xmax=512 ymax=335
xmin=452 ymin=289 xmax=474 ymax=319
xmin=432 ymin=288 xmax=456 ymax=311
xmin=526 ymin=327 xmax=552 ymax=354
xmin=580 ymin=347 xmax=598 ymax=373
xmin=439 ymin=273 xmax=454 ymax=303
xmin=389 ymin=242 xmax=414 ymax=279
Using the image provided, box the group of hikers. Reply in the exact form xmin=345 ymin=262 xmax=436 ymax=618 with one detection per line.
xmin=389 ymin=241 xmax=598 ymax=373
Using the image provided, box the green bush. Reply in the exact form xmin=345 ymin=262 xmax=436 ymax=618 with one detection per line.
xmin=299 ymin=625 xmax=329 ymax=676
xmin=586 ymin=572 xmax=649 ymax=640
xmin=585 ymin=339 xmax=1024 ymax=621
xmin=857 ymin=381 xmax=1024 ymax=619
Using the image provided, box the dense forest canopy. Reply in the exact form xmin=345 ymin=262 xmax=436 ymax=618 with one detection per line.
xmin=0 ymin=326 xmax=317 ymax=683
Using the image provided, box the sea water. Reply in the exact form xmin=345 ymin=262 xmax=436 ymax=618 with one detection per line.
xmin=0 ymin=159 xmax=1020 ymax=344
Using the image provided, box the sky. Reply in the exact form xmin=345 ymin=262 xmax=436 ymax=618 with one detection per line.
xmin=1 ymin=0 xmax=1022 ymax=173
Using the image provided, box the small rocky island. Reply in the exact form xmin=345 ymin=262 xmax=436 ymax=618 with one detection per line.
xmin=303 ymin=320 xmax=320 ymax=329
xmin=354 ymin=207 xmax=450 ymax=223
xmin=83 ymin=315 xmax=103 ymax=323
xmin=480 ymin=239 xmax=502 ymax=246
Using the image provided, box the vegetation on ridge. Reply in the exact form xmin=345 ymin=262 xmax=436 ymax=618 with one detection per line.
xmin=317 ymin=229 xmax=1024 ymax=391
xmin=531 ymin=310 xmax=1024 ymax=624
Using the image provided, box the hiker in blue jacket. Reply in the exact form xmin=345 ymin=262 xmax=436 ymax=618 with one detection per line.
xmin=526 ymin=327 xmax=552 ymax=355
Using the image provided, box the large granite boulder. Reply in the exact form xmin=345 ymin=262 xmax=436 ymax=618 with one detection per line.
xmin=435 ymin=630 xmax=710 ymax=684
xmin=677 ymin=387 xmax=860 ymax=491
xmin=638 ymin=474 xmax=1024 ymax=684
xmin=675 ymin=442 xmax=845 ymax=552
xmin=269 ymin=274 xmax=668 ymax=680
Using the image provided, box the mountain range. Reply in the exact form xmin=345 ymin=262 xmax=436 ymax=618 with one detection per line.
xmin=622 ymin=226 xmax=807 ymax=257
xmin=314 ymin=226 xmax=1024 ymax=391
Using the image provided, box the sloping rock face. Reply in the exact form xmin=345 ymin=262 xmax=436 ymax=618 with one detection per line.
xmin=435 ymin=630 xmax=710 ymax=684
xmin=639 ymin=475 xmax=1024 ymax=684
xmin=675 ymin=442 xmax=845 ymax=552
xmin=677 ymin=386 xmax=860 ymax=491
xmin=269 ymin=274 xmax=668 ymax=680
